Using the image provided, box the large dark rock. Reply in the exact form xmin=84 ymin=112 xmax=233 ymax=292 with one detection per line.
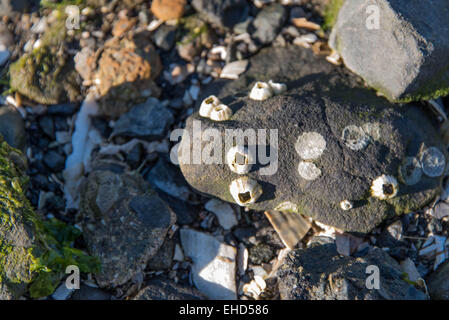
xmin=80 ymin=167 xmax=176 ymax=288
xmin=191 ymin=0 xmax=249 ymax=29
xmin=0 ymin=105 xmax=26 ymax=151
xmin=276 ymin=242 xmax=427 ymax=300
xmin=179 ymin=45 xmax=446 ymax=233
xmin=427 ymin=260 xmax=449 ymax=300
xmin=329 ymin=0 xmax=449 ymax=102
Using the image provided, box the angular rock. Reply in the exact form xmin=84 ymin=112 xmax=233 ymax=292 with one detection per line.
xmin=151 ymin=24 xmax=176 ymax=51
xmin=147 ymin=237 xmax=175 ymax=270
xmin=276 ymin=242 xmax=427 ymax=300
xmin=80 ymin=168 xmax=176 ymax=288
xmin=251 ymin=3 xmax=286 ymax=45
xmin=134 ymin=278 xmax=204 ymax=300
xmin=179 ymin=45 xmax=446 ymax=233
xmin=191 ymin=0 xmax=249 ymax=29
xmin=329 ymin=0 xmax=449 ymax=102
xmin=205 ymin=198 xmax=238 ymax=230
xmin=427 ymin=260 xmax=449 ymax=300
xmin=111 ymin=98 xmax=174 ymax=140
xmin=0 ymin=105 xmax=26 ymax=151
xmin=180 ymin=229 xmax=237 ymax=299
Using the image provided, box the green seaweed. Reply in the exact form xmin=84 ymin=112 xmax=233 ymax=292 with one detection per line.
xmin=323 ymin=0 xmax=345 ymax=30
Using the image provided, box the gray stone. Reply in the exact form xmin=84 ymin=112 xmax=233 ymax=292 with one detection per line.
xmin=147 ymin=237 xmax=175 ymax=270
xmin=0 ymin=105 xmax=26 ymax=151
xmin=329 ymin=0 xmax=449 ymax=102
xmin=111 ymin=98 xmax=174 ymax=141
xmin=43 ymin=150 xmax=65 ymax=172
xmin=46 ymin=103 xmax=78 ymax=116
xmin=134 ymin=278 xmax=204 ymax=300
xmin=179 ymin=45 xmax=446 ymax=233
xmin=71 ymin=284 xmax=111 ymax=300
xmin=191 ymin=0 xmax=249 ymax=29
xmin=276 ymin=242 xmax=427 ymax=300
xmin=427 ymin=260 xmax=449 ymax=300
xmin=251 ymin=3 xmax=286 ymax=45
xmin=80 ymin=168 xmax=176 ymax=288
xmin=151 ymin=24 xmax=176 ymax=51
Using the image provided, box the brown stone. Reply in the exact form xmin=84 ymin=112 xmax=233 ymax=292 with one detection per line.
xmin=151 ymin=0 xmax=186 ymax=21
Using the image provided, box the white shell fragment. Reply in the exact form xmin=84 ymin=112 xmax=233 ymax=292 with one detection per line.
xmin=371 ymin=175 xmax=399 ymax=200
xmin=399 ymin=157 xmax=422 ymax=186
xmin=209 ymin=104 xmax=233 ymax=121
xmin=229 ymin=177 xmax=263 ymax=206
xmin=249 ymin=81 xmax=274 ymax=101
xmin=340 ymin=200 xmax=353 ymax=211
xmin=293 ymin=33 xmax=318 ymax=48
xmin=298 ymin=161 xmax=321 ymax=181
xmin=199 ymin=95 xmax=220 ymax=118
xmin=420 ymin=147 xmax=446 ymax=178
xmin=342 ymin=125 xmax=370 ymax=151
xmin=326 ymin=50 xmax=341 ymax=65
xmin=226 ymin=145 xmax=254 ymax=174
xmin=268 ymin=80 xmax=287 ymax=95
xmin=220 ymin=60 xmax=248 ymax=80
xmin=295 ymin=132 xmax=326 ymax=160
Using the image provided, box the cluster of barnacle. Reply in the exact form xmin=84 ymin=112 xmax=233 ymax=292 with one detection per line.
xmin=198 ymin=81 xmax=287 ymax=206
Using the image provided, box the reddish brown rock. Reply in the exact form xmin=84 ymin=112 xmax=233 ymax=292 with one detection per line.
xmin=151 ymin=0 xmax=186 ymax=21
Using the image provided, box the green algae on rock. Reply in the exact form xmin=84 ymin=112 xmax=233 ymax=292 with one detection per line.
xmin=0 ymin=136 xmax=99 ymax=299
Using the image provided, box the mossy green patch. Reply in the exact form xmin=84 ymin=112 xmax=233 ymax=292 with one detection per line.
xmin=323 ymin=0 xmax=345 ymax=30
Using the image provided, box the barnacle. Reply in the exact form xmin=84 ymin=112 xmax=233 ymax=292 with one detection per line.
xmin=370 ymin=175 xmax=398 ymax=200
xmin=298 ymin=161 xmax=321 ymax=181
xmin=199 ymin=95 xmax=220 ymax=118
xmin=420 ymin=147 xmax=446 ymax=178
xmin=399 ymin=157 xmax=422 ymax=185
xmin=342 ymin=125 xmax=370 ymax=151
xmin=295 ymin=132 xmax=327 ymax=160
xmin=209 ymin=104 xmax=232 ymax=121
xmin=340 ymin=200 xmax=353 ymax=211
xmin=229 ymin=176 xmax=263 ymax=206
xmin=249 ymin=81 xmax=274 ymax=101
xmin=226 ymin=146 xmax=254 ymax=174
xmin=268 ymin=80 xmax=287 ymax=95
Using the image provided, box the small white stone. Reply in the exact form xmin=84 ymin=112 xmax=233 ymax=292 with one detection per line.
xmin=220 ymin=60 xmax=248 ymax=80
xmin=249 ymin=81 xmax=274 ymax=101
xmin=297 ymin=161 xmax=321 ymax=181
xmin=268 ymin=80 xmax=287 ymax=95
xmin=205 ymin=198 xmax=238 ymax=230
xmin=226 ymin=145 xmax=254 ymax=174
xmin=229 ymin=176 xmax=263 ymax=206
xmin=326 ymin=50 xmax=341 ymax=65
xmin=209 ymin=104 xmax=232 ymax=121
xmin=340 ymin=200 xmax=353 ymax=211
xmin=370 ymin=175 xmax=398 ymax=200
xmin=295 ymin=131 xmax=326 ymax=160
xmin=420 ymin=147 xmax=446 ymax=178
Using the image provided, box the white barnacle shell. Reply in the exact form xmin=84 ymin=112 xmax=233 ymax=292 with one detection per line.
xmin=249 ymin=81 xmax=274 ymax=101
xmin=298 ymin=161 xmax=321 ymax=181
xmin=399 ymin=157 xmax=422 ymax=186
xmin=268 ymin=80 xmax=287 ymax=95
xmin=420 ymin=147 xmax=446 ymax=178
xmin=342 ymin=125 xmax=370 ymax=151
xmin=371 ymin=175 xmax=398 ymax=200
xmin=199 ymin=95 xmax=220 ymax=118
xmin=295 ymin=131 xmax=326 ymax=160
xmin=340 ymin=200 xmax=353 ymax=211
xmin=209 ymin=104 xmax=232 ymax=121
xmin=229 ymin=176 xmax=263 ymax=206
xmin=226 ymin=145 xmax=254 ymax=174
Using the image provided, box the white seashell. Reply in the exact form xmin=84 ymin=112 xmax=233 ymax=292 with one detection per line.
xmin=268 ymin=80 xmax=287 ymax=95
xmin=420 ymin=147 xmax=446 ymax=178
xmin=298 ymin=161 xmax=321 ymax=181
xmin=220 ymin=60 xmax=248 ymax=80
xmin=293 ymin=33 xmax=318 ymax=48
xmin=229 ymin=177 xmax=263 ymax=206
xmin=399 ymin=157 xmax=422 ymax=186
xmin=199 ymin=95 xmax=220 ymax=118
xmin=326 ymin=50 xmax=341 ymax=65
xmin=340 ymin=200 xmax=353 ymax=211
xmin=209 ymin=104 xmax=233 ymax=121
xmin=342 ymin=125 xmax=370 ymax=151
xmin=249 ymin=81 xmax=274 ymax=101
xmin=226 ymin=145 xmax=254 ymax=174
xmin=371 ymin=175 xmax=398 ymax=200
xmin=295 ymin=131 xmax=326 ymax=160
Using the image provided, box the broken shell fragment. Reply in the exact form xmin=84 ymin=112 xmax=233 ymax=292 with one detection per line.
xmin=229 ymin=177 xmax=263 ymax=206
xmin=199 ymin=95 xmax=220 ymax=118
xmin=342 ymin=125 xmax=370 ymax=151
xmin=268 ymin=80 xmax=287 ymax=95
xmin=399 ymin=157 xmax=422 ymax=186
xmin=298 ymin=161 xmax=321 ymax=181
xmin=370 ymin=175 xmax=398 ymax=200
xmin=420 ymin=147 xmax=446 ymax=178
xmin=226 ymin=145 xmax=254 ymax=174
xmin=340 ymin=200 xmax=353 ymax=211
xmin=209 ymin=104 xmax=232 ymax=121
xmin=249 ymin=81 xmax=274 ymax=101
xmin=295 ymin=131 xmax=327 ymax=160
xmin=326 ymin=50 xmax=341 ymax=65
